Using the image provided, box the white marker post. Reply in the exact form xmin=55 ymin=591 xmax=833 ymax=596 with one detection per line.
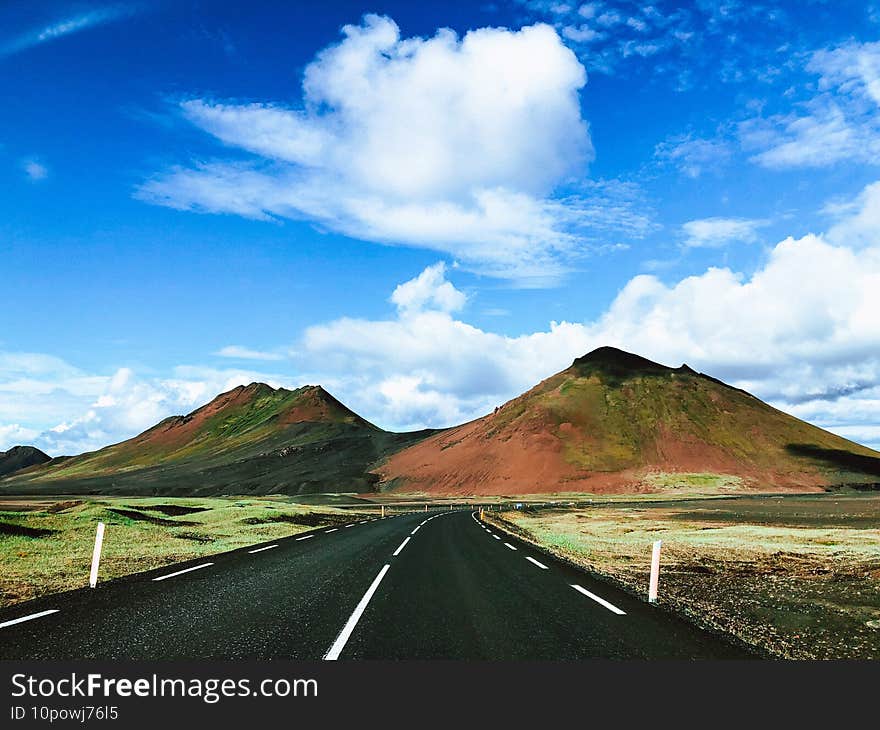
xmin=89 ymin=522 xmax=105 ymax=589
xmin=381 ymin=505 xmax=385 ymax=518
xmin=648 ymin=539 xmax=662 ymax=603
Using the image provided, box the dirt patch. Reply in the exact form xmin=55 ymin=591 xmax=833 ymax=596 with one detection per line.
xmin=45 ymin=500 xmax=83 ymax=514
xmin=173 ymin=531 xmax=215 ymax=543
xmin=106 ymin=508 xmax=197 ymax=527
xmin=240 ymin=512 xmax=350 ymax=527
xmin=0 ymin=522 xmax=56 ymax=538
xmin=135 ymin=504 xmax=208 ymax=517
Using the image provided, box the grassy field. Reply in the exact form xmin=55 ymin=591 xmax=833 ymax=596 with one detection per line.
xmin=489 ymin=493 xmax=880 ymax=659
xmin=0 ymin=496 xmax=371 ymax=609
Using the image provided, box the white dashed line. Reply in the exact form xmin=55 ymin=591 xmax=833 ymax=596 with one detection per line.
xmin=296 ymin=534 xmax=314 ymax=541
xmin=345 ymin=524 xmax=354 ymax=528
xmin=525 ymin=557 xmax=549 ymax=570
xmin=571 ymin=585 xmax=626 ymax=615
xmin=325 ymin=528 xmax=338 ymax=534
xmin=0 ymin=609 xmax=59 ymax=629
xmin=248 ymin=544 xmax=278 ymax=554
xmin=324 ymin=564 xmax=391 ymax=661
xmin=411 ymin=526 xmax=421 ymax=535
xmin=492 ymin=535 xmax=501 ymax=540
xmin=393 ymin=537 xmax=411 ymax=556
xmin=503 ymin=542 xmax=517 ymax=551
xmin=152 ymin=562 xmax=214 ymax=582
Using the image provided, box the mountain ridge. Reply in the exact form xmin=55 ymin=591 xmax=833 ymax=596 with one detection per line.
xmin=3 ymin=347 xmax=879 ymax=496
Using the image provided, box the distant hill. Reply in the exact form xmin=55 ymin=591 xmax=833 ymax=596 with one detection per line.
xmin=374 ymin=346 xmax=880 ymax=495
xmin=0 ymin=446 xmax=51 ymax=478
xmin=0 ymin=383 xmax=433 ymax=495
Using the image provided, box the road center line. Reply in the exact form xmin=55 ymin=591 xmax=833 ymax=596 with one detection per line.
xmin=503 ymin=542 xmax=517 ymax=551
xmin=0 ymin=609 xmax=59 ymax=630
xmin=525 ymin=556 xmax=549 ymax=570
xmin=152 ymin=562 xmax=214 ymax=582
xmin=248 ymin=544 xmax=278 ymax=554
xmin=323 ymin=564 xmax=391 ymax=661
xmin=393 ymin=537 xmax=411 ymax=556
xmin=411 ymin=525 xmax=421 ymax=535
xmin=571 ymin=584 xmax=627 ymax=615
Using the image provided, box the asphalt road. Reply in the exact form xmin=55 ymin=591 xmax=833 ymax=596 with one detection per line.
xmin=0 ymin=510 xmax=752 ymax=659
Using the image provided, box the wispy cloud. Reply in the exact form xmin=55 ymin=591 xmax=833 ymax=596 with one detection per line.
xmin=741 ymin=40 xmax=880 ymax=169
xmin=654 ymin=133 xmax=733 ymax=178
xmin=0 ymin=5 xmax=138 ymax=58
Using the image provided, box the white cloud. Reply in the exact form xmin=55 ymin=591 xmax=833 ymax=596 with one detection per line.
xmin=135 ymin=15 xmax=653 ymax=284
xmin=0 ymin=424 xmax=39 ymax=449
xmin=743 ymin=40 xmax=880 ymax=169
xmin=681 ymin=216 xmax=769 ymax=248
xmin=390 ymin=262 xmax=466 ymax=314
xmin=0 ymin=5 xmax=137 ymax=58
xmin=215 ymin=345 xmax=284 ymax=361
xmin=22 ymin=159 xmax=48 ymax=181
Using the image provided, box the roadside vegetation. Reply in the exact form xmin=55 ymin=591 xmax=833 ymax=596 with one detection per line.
xmin=0 ymin=496 xmax=368 ymax=608
xmin=488 ymin=493 xmax=880 ymax=659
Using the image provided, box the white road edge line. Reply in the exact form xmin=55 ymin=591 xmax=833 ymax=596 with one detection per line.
xmin=503 ymin=542 xmax=517 ymax=551
xmin=525 ymin=556 xmax=549 ymax=570
xmin=296 ymin=534 xmax=314 ymax=541
xmin=248 ymin=544 xmax=278 ymax=554
xmin=323 ymin=564 xmax=391 ymax=661
xmin=0 ymin=609 xmax=59 ymax=629
xmin=152 ymin=562 xmax=214 ymax=582
xmin=393 ymin=537 xmax=411 ymax=556
xmin=571 ymin=584 xmax=627 ymax=615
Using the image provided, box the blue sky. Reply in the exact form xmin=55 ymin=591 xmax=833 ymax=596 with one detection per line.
xmin=2 ymin=0 xmax=880 ymax=455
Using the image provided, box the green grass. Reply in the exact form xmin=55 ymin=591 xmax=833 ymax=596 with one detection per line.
xmin=0 ymin=496 xmax=367 ymax=608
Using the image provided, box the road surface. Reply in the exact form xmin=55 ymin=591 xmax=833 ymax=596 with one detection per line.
xmin=0 ymin=510 xmax=752 ymax=659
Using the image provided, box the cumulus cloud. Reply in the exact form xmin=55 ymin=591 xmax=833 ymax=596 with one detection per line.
xmin=136 ymin=15 xmax=657 ymax=283
xmin=390 ymin=262 xmax=466 ymax=314
xmin=681 ymin=216 xmax=769 ymax=248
